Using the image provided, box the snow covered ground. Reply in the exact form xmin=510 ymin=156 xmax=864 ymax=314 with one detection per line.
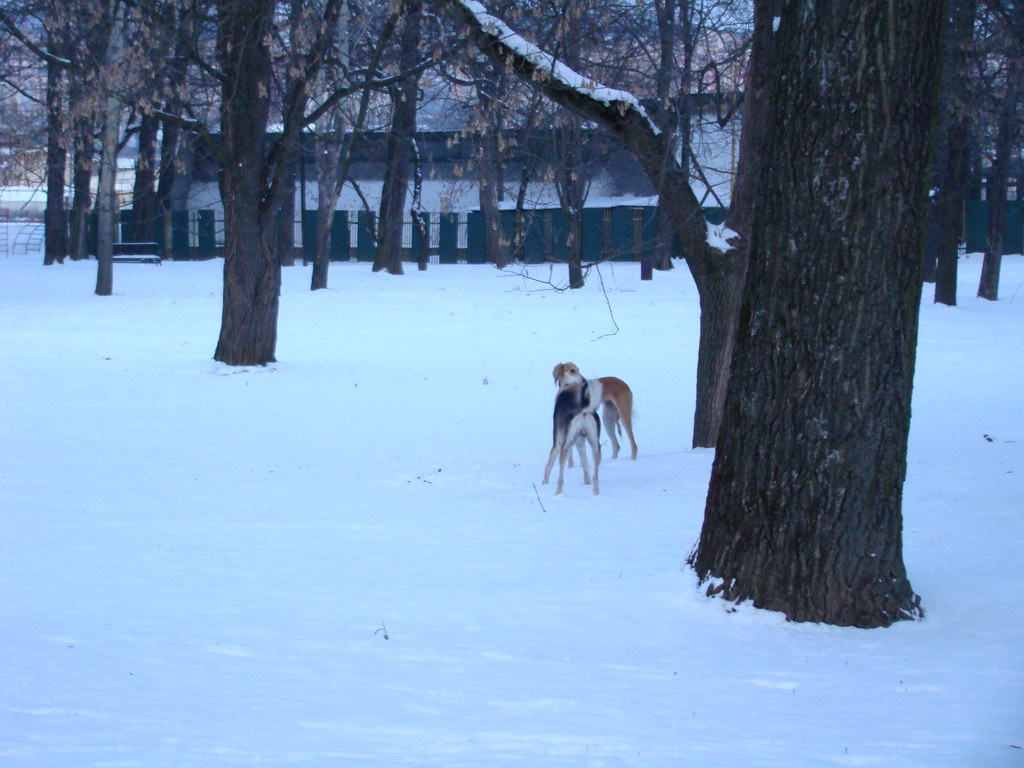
xmin=1 ymin=234 xmax=1022 ymax=767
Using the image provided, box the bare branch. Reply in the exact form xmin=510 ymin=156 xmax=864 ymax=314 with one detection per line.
xmin=0 ymin=9 xmax=75 ymax=69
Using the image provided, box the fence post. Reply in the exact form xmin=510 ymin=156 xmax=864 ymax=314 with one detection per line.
xmin=1008 ymin=201 xmax=1024 ymax=254
xmin=331 ymin=211 xmax=349 ymax=261
xmin=466 ymin=211 xmax=486 ymax=264
xmin=356 ymin=211 xmax=376 ymax=261
xmin=197 ymin=210 xmax=216 ymax=259
xmin=438 ymin=213 xmax=459 ymax=264
xmin=170 ymin=211 xmax=189 ymax=259
xmin=582 ymin=208 xmax=604 ymax=263
xmin=301 ymin=210 xmax=317 ymax=263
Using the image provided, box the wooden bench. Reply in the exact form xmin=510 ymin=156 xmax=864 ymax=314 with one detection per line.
xmin=112 ymin=242 xmax=161 ymax=265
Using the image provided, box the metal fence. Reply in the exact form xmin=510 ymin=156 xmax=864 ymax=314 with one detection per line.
xmin=92 ymin=199 xmax=1024 ymax=261
xmin=114 ymin=206 xmax=730 ymax=264
xmin=964 ymin=200 xmax=1024 ymax=254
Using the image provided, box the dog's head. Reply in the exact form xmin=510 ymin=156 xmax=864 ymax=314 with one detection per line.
xmin=552 ymin=362 xmax=584 ymax=388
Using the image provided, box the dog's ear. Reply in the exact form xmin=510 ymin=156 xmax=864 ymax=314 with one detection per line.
xmin=552 ymin=363 xmax=564 ymax=384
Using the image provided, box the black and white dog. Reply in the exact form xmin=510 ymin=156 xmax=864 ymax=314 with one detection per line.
xmin=542 ymin=380 xmax=601 ymax=496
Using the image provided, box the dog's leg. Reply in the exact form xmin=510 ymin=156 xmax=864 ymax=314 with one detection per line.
xmin=542 ymin=442 xmax=560 ymax=485
xmin=556 ymin=445 xmax=571 ymax=495
xmin=601 ymin=402 xmax=621 ymax=459
xmin=576 ymin=436 xmax=592 ymax=485
xmin=619 ymin=391 xmax=638 ymax=460
xmin=584 ymin=428 xmax=601 ymax=495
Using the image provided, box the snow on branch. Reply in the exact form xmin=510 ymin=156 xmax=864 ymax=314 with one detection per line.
xmin=0 ymin=9 xmax=75 ymax=69
xmin=442 ymin=0 xmax=662 ymax=138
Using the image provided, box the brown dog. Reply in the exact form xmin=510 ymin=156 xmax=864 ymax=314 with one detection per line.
xmin=552 ymin=362 xmax=637 ymax=460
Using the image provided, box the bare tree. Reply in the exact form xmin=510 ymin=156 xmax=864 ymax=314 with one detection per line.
xmin=1 ymin=0 xmax=111 ymax=265
xmin=433 ymin=0 xmax=743 ymax=449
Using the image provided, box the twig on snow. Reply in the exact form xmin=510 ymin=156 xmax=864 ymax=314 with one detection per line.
xmin=532 ymin=483 xmax=549 ymax=513
xmin=590 ymin=264 xmax=620 ymax=341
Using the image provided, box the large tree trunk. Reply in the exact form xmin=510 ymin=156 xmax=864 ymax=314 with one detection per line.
xmin=374 ymin=0 xmax=423 ymax=275
xmin=691 ymin=2 xmax=942 ymax=628
xmin=43 ymin=51 xmax=67 ymax=266
xmin=213 ymin=0 xmax=280 ymax=365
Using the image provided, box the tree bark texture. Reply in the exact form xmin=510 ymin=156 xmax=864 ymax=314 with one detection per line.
xmin=690 ymin=256 xmax=745 ymax=450
xmin=691 ymin=2 xmax=943 ymax=628
xmin=374 ymin=0 xmax=423 ymax=275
